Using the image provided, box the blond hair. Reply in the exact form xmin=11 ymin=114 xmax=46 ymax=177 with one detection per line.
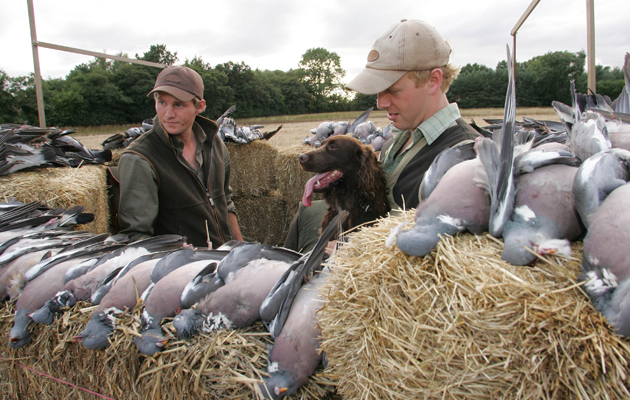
xmin=407 ymin=63 xmax=461 ymax=93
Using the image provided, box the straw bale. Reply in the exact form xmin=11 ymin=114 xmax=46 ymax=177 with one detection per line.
xmin=0 ymin=165 xmax=111 ymax=234
xmin=320 ymin=210 xmax=630 ymax=400
xmin=108 ymin=148 xmax=124 ymax=166
xmin=275 ymin=144 xmax=322 ymax=216
xmin=0 ymin=299 xmax=337 ymax=399
xmin=227 ymin=141 xmax=279 ymax=197
xmin=233 ymin=192 xmax=291 ymax=246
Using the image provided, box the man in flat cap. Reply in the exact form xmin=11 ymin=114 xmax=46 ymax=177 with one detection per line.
xmin=117 ymin=65 xmax=242 ymax=248
xmin=285 ymin=19 xmax=480 ymax=253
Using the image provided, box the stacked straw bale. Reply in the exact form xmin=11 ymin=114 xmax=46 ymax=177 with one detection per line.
xmin=227 ymin=140 xmax=287 ymax=245
xmin=227 ymin=141 xmax=278 ymax=197
xmin=233 ymin=190 xmax=290 ymax=246
xmin=0 ymin=300 xmax=338 ymax=399
xmin=319 ymin=209 xmax=630 ymax=400
xmin=227 ymin=141 xmax=320 ymax=246
xmin=0 ymin=165 xmax=110 ymax=234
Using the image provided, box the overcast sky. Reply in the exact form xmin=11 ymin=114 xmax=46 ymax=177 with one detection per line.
xmin=1 ymin=0 xmax=628 ymax=85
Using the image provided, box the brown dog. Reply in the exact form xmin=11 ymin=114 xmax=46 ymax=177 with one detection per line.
xmin=300 ymin=135 xmax=389 ymax=233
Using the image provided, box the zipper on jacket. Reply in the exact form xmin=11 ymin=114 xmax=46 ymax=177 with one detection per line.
xmin=206 ymin=190 xmax=215 ymax=207
xmin=168 ymin=140 xmax=227 ymax=245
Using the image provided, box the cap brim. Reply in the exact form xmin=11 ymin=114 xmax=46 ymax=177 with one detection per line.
xmin=345 ymin=68 xmax=407 ymax=95
xmin=147 ymin=85 xmax=196 ymax=102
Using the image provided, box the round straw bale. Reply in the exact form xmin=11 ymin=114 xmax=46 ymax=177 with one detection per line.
xmin=0 ymin=165 xmax=111 ymax=234
xmin=319 ymin=210 xmax=630 ymax=400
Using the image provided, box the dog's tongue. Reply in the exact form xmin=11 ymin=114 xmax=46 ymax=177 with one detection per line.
xmin=302 ymin=172 xmax=332 ymax=207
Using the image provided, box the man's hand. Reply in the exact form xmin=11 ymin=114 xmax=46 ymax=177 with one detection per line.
xmin=325 ymin=240 xmax=337 ymax=256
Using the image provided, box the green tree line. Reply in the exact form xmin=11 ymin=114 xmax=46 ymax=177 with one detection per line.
xmin=0 ymin=45 xmax=626 ymax=127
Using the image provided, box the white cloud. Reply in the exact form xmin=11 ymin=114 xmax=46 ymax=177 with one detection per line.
xmin=1 ymin=0 xmax=628 ymax=82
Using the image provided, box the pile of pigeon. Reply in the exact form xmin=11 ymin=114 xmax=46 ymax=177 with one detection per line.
xmin=0 ymin=124 xmax=112 ymax=176
xmin=0 ymin=195 xmax=348 ymax=399
xmin=217 ymin=105 xmax=283 ymax=144
xmin=302 ymin=107 xmax=393 ymax=151
xmin=101 ymin=119 xmax=153 ymax=150
xmin=389 ymin=50 xmax=630 ymax=338
xmin=102 ymin=104 xmax=282 ymax=149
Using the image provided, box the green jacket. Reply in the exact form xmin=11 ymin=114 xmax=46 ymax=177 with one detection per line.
xmin=117 ymin=115 xmax=236 ymax=248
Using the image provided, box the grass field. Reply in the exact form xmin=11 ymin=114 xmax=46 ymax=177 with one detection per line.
xmin=74 ymin=107 xmax=561 ymax=150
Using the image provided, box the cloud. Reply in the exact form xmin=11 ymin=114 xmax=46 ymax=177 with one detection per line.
xmin=1 ymin=0 xmax=628 ymax=83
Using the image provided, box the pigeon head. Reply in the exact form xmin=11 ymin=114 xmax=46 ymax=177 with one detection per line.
xmin=8 ymin=310 xmax=33 ymax=349
xmin=135 ymin=327 xmax=169 ymax=356
xmin=29 ymin=290 xmax=77 ymax=325
xmin=501 ymin=217 xmax=538 ymax=266
xmin=28 ymin=305 xmax=56 ymax=325
xmin=172 ymin=308 xmax=204 ymax=339
xmin=259 ymin=371 xmax=297 ymax=399
xmin=75 ymin=311 xmax=115 ymax=350
xmin=396 ymin=216 xmax=467 ymax=258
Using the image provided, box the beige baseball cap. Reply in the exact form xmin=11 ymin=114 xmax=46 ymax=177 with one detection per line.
xmin=148 ymin=66 xmax=204 ymax=101
xmin=346 ymin=19 xmax=451 ymax=95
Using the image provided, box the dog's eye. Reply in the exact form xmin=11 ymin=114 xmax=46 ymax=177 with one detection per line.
xmin=328 ymin=143 xmax=339 ymax=150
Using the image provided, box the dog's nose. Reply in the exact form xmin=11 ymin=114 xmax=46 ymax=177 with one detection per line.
xmin=299 ymin=154 xmax=309 ymax=163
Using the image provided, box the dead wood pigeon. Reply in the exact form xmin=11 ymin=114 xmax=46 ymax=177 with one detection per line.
xmin=135 ymin=260 xmax=215 ymax=356
xmin=579 ymin=182 xmax=630 ymax=337
xmin=29 ymin=235 xmax=185 ymax=325
xmin=261 ymin=210 xmax=348 ymax=339
xmin=501 ymin=163 xmax=584 ymax=265
xmin=259 ymin=267 xmax=330 ymax=399
xmin=9 ymin=255 xmax=100 ymax=349
xmin=75 ymin=258 xmax=162 ymax=350
xmin=394 ymin=45 xmax=517 ymax=256
xmin=174 ymin=213 xmax=346 ymax=340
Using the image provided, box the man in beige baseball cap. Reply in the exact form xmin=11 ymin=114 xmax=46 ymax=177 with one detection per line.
xmin=283 ymin=19 xmax=481 ymax=255
xmin=347 ymin=19 xmax=481 ymax=211
xmin=116 ymin=65 xmax=243 ymax=248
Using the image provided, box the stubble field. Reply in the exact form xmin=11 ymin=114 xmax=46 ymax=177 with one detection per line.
xmin=75 ymin=108 xmax=560 ymax=150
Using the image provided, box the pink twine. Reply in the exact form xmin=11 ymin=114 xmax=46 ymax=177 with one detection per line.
xmin=1 ymin=356 xmax=116 ymax=400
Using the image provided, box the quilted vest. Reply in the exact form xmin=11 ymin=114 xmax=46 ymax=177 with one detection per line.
xmin=387 ymin=118 xmax=481 ymax=209
xmin=124 ymin=116 xmax=233 ymax=247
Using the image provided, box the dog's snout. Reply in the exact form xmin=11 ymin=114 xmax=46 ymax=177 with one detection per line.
xmin=299 ymin=154 xmax=309 ymax=163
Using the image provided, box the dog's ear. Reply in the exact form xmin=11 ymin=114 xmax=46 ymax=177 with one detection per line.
xmin=357 ymin=145 xmax=381 ymax=191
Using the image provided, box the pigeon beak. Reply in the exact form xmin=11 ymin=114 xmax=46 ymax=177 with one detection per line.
xmin=275 ymin=387 xmax=288 ymax=395
xmin=72 ymin=336 xmax=83 ymax=342
xmin=156 ymin=338 xmax=168 ymax=348
xmin=9 ymin=337 xmax=19 ymax=343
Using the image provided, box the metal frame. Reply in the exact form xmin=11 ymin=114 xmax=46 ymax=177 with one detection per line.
xmin=511 ymin=0 xmax=596 ymax=93
xmin=27 ymin=0 xmax=165 ymax=128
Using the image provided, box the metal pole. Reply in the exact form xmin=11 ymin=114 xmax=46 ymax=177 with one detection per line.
xmin=27 ymin=0 xmax=46 ymax=128
xmin=35 ymin=42 xmax=166 ymax=69
xmin=511 ymin=0 xmax=540 ymax=99
xmin=586 ymin=0 xmax=596 ymax=93
xmin=512 ymin=34 xmax=517 ymax=85
xmin=511 ymin=0 xmax=541 ymax=36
